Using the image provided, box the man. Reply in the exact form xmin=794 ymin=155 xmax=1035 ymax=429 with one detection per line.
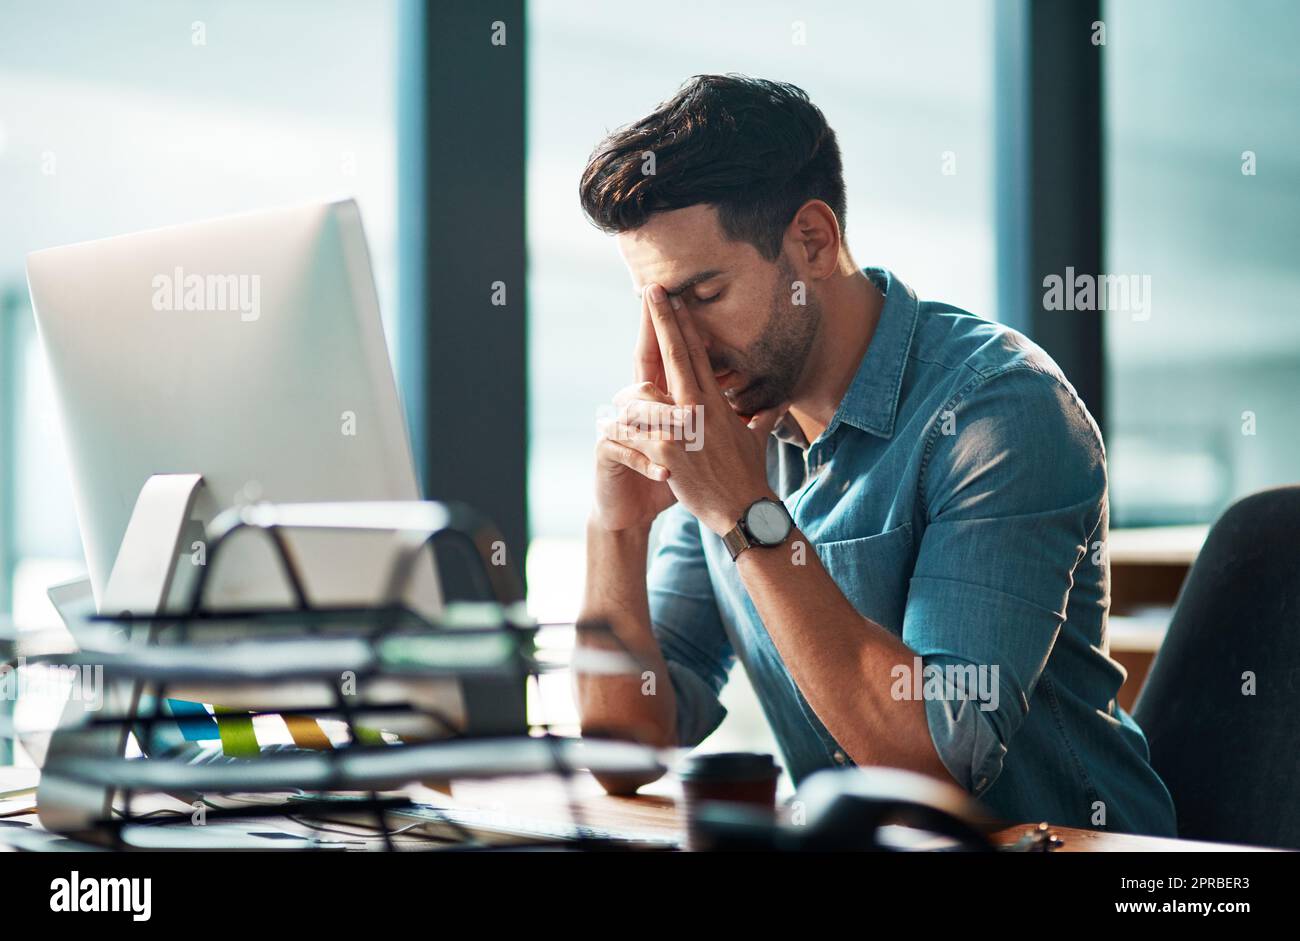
xmin=573 ymin=74 xmax=1175 ymax=835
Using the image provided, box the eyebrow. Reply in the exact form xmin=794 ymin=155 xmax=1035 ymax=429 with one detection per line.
xmin=633 ymin=269 xmax=724 ymax=297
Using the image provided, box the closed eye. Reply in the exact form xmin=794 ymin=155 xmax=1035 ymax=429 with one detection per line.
xmin=695 ymin=292 xmax=723 ymax=305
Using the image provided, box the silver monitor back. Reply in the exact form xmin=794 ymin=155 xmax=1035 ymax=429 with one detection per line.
xmin=26 ymin=199 xmax=440 ymax=616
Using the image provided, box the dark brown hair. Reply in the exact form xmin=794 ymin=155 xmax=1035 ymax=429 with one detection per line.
xmin=578 ymin=75 xmax=846 ymax=260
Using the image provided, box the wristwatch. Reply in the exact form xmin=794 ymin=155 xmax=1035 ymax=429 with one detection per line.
xmin=722 ymin=497 xmax=794 ymax=560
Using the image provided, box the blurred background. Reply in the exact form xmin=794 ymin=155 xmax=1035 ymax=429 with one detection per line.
xmin=1 ymin=0 xmax=1298 ymax=766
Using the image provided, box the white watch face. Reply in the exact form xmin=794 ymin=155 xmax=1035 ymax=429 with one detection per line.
xmin=746 ymin=499 xmax=790 ymax=545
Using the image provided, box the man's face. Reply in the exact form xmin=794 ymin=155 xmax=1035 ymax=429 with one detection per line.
xmin=617 ymin=204 xmax=821 ymax=417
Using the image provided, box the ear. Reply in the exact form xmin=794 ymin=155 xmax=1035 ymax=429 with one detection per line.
xmin=786 ymin=199 xmax=842 ymax=279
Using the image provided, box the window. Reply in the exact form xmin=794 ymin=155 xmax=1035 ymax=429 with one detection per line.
xmin=1104 ymin=0 xmax=1300 ymax=525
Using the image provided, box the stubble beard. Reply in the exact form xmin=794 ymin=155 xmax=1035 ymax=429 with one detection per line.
xmin=719 ymin=258 xmax=821 ymax=418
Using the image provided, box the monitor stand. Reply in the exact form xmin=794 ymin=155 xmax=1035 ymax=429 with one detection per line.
xmin=37 ymin=474 xmax=204 ymax=834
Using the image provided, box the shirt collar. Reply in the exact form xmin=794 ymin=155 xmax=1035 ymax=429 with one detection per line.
xmin=774 ymin=267 xmax=920 ymax=446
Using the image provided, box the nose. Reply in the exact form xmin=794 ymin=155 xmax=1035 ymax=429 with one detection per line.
xmin=698 ymin=339 xmax=725 ymax=373
xmin=697 ymin=321 xmax=718 ymax=348
xmin=689 ymin=325 xmax=716 ymax=361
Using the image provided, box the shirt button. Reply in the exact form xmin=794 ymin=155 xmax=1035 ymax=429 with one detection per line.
xmin=832 ymin=750 xmax=848 ymax=765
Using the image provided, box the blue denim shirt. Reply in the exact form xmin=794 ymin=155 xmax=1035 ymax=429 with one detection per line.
xmin=647 ymin=268 xmax=1177 ymax=836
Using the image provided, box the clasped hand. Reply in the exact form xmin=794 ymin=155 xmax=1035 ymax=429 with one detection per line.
xmin=593 ymin=283 xmax=785 ymax=536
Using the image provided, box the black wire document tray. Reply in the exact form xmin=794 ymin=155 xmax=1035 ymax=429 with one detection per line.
xmin=14 ymin=499 xmax=662 ymax=850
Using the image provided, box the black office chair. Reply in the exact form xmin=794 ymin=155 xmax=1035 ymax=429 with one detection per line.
xmin=1133 ymin=485 xmax=1300 ymax=849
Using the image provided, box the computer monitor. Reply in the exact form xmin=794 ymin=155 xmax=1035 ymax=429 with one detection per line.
xmin=25 ymin=199 xmax=441 ymax=616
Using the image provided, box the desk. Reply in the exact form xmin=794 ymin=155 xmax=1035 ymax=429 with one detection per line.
xmin=1 ymin=770 xmax=1276 ymax=852
xmin=448 ymin=774 xmax=1274 ymax=852
xmin=1107 ymin=524 xmax=1208 ymax=710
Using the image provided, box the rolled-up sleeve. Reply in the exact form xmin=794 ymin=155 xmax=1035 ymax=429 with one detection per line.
xmin=647 ymin=505 xmax=734 ymax=747
xmin=905 ymin=365 xmax=1106 ymax=796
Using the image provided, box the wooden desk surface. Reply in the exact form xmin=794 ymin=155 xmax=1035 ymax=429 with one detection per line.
xmin=448 ymin=775 xmax=1275 ymax=852
xmin=4 ymin=770 xmax=1275 ymax=852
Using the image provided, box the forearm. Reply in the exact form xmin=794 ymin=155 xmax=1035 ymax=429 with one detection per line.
xmin=735 ymin=529 xmax=953 ymax=782
xmin=575 ymin=517 xmax=678 ymax=754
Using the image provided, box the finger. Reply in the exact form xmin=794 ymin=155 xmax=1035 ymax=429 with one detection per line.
xmin=646 ymin=283 xmax=700 ymax=403
xmin=634 ymin=289 xmax=665 ymax=389
xmin=612 ymin=381 xmax=674 ymax=409
xmin=617 ymin=399 xmax=688 ymax=433
xmin=747 ymin=405 xmax=788 ymax=439
xmin=673 ymin=300 xmax=724 ymax=399
xmin=600 ymin=417 xmax=680 ymax=445
xmin=597 ymin=437 xmax=670 ymax=482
